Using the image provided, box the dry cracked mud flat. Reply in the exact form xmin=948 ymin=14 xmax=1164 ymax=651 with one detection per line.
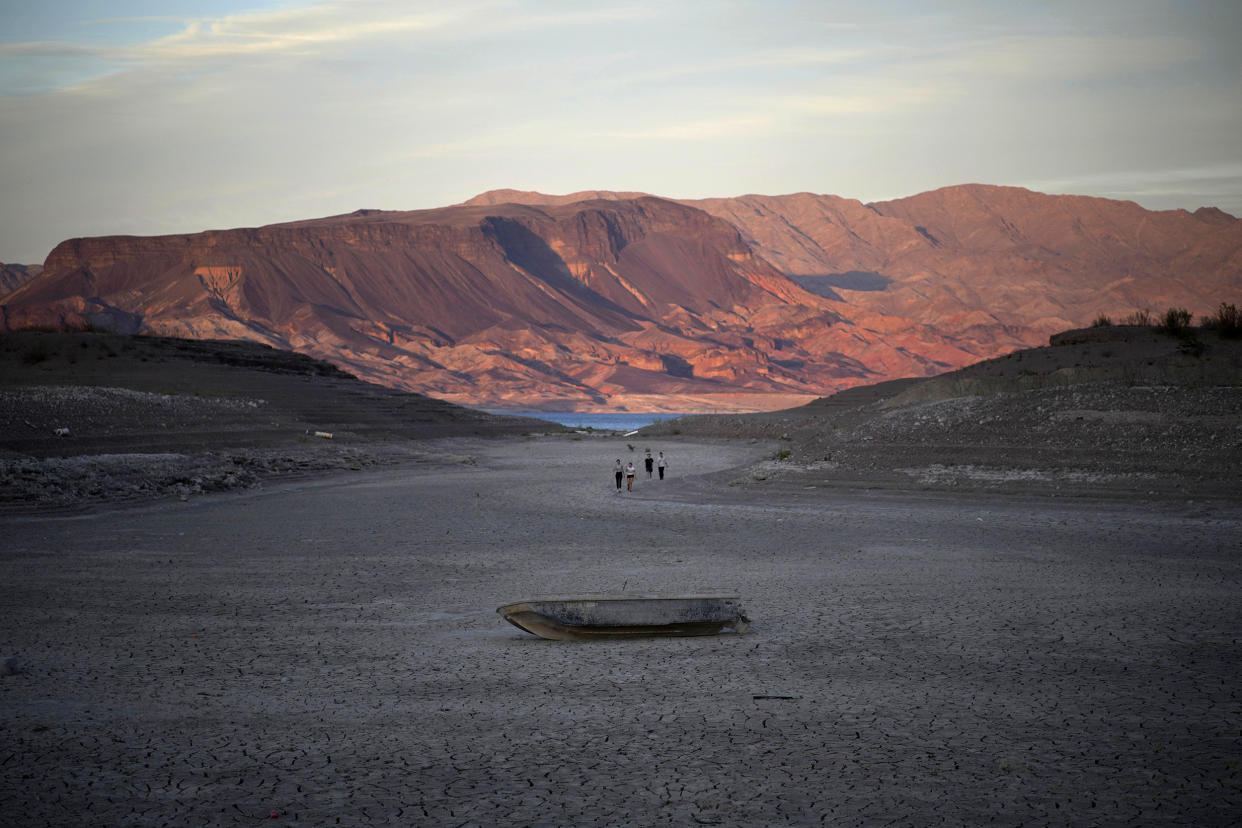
xmin=2 ymin=436 xmax=1240 ymax=826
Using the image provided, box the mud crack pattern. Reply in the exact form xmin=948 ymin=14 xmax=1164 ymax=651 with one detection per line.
xmin=2 ymin=438 xmax=1239 ymax=825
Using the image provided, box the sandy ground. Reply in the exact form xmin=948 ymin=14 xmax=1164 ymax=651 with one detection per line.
xmin=2 ymin=434 xmax=1240 ymax=826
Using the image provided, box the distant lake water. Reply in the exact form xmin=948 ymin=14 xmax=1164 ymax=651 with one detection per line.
xmin=490 ymin=411 xmax=686 ymax=432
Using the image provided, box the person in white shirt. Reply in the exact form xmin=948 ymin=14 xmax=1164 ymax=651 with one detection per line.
xmin=657 ymin=451 xmax=667 ymax=480
xmin=613 ymin=459 xmax=623 ymax=491
xmin=625 ymin=461 xmax=636 ymax=491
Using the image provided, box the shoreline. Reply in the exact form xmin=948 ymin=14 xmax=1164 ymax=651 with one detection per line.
xmin=5 ymin=425 xmax=1239 ymax=518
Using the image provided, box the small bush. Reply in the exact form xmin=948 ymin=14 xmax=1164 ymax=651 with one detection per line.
xmin=21 ymin=347 xmax=48 ymax=364
xmin=1122 ymin=309 xmax=1153 ymax=326
xmin=1090 ymin=314 xmax=1113 ymax=327
xmin=1205 ymin=302 xmax=1241 ymax=338
xmin=775 ymin=448 xmax=792 ymax=461
xmin=1160 ymin=307 xmax=1192 ymax=334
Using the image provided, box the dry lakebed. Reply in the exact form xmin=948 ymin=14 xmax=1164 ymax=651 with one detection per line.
xmin=2 ymin=435 xmax=1240 ymax=826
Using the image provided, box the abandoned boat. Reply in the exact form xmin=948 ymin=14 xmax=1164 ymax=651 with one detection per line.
xmin=497 ymin=594 xmax=749 ymax=640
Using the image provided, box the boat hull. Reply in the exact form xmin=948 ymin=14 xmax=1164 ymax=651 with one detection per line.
xmin=497 ymin=595 xmax=749 ymax=640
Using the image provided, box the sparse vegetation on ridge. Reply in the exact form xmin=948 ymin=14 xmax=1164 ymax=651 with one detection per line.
xmin=1091 ymin=303 xmax=1240 ymax=344
xmin=1160 ymin=307 xmax=1193 ymax=334
xmin=1121 ymin=309 xmax=1154 ymax=326
xmin=1203 ymin=302 xmax=1240 ymax=338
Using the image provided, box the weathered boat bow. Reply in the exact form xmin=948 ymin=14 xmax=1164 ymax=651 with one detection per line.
xmin=497 ymin=594 xmax=749 ymax=640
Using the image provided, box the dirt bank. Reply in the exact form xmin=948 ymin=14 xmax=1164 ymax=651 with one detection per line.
xmin=645 ymin=326 xmax=1242 ymax=500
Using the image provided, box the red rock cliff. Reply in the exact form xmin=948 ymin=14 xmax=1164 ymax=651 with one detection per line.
xmin=5 ymin=186 xmax=1238 ymax=412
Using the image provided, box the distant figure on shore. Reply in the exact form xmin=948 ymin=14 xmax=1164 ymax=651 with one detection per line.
xmin=657 ymin=451 xmax=667 ymax=480
xmin=614 ymin=459 xmax=623 ymax=491
xmin=625 ymin=461 xmax=636 ymax=491
xmin=644 ymin=449 xmax=654 ymax=478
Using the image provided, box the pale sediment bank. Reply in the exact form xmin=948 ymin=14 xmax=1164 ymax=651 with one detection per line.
xmin=2 ymin=437 xmax=1240 ymax=825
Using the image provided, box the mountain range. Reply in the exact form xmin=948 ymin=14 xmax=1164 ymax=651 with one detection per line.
xmin=3 ymin=184 xmax=1239 ymax=412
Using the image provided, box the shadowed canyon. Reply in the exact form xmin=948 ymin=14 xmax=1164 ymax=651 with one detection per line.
xmin=3 ymin=184 xmax=1239 ymax=411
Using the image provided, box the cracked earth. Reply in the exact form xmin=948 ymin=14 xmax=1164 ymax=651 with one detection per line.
xmin=2 ymin=437 xmax=1240 ymax=825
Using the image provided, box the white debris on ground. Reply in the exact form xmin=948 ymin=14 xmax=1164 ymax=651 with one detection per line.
xmin=695 ymin=382 xmax=1242 ymax=496
xmin=0 ymin=385 xmax=266 ymax=436
xmin=0 ymin=446 xmax=463 ymax=509
xmin=897 ymin=463 xmax=1159 ymax=486
xmin=0 ymin=387 xmax=284 ymax=507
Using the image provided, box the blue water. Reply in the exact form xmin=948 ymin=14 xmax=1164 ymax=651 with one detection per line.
xmin=492 ymin=411 xmax=686 ymax=432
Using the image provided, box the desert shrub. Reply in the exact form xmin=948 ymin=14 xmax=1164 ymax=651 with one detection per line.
xmin=1160 ymin=307 xmax=1193 ymax=334
xmin=1122 ymin=309 xmax=1153 ymax=326
xmin=1090 ymin=314 xmax=1113 ymax=327
xmin=21 ymin=346 xmax=48 ymax=364
xmin=775 ymin=448 xmax=792 ymax=461
xmin=1204 ymin=302 xmax=1241 ymax=338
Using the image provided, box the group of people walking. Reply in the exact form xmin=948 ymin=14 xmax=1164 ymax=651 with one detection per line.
xmin=614 ymin=449 xmax=667 ymax=491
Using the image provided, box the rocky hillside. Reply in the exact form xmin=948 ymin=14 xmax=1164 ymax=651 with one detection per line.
xmin=644 ymin=324 xmax=1242 ymax=499
xmin=3 ymin=185 xmax=1238 ymax=412
xmin=0 ymin=198 xmax=972 ymax=412
xmin=0 ymin=263 xmax=40 ymax=298
xmin=0 ymin=330 xmax=551 ymax=508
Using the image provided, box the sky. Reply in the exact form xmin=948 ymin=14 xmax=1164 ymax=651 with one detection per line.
xmin=1 ymin=0 xmax=1240 ymax=264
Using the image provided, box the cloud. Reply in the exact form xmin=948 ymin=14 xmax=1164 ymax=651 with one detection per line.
xmin=0 ymin=4 xmax=459 ymax=66
xmin=591 ymin=116 xmax=773 ymax=142
xmin=402 ymin=113 xmax=774 ymax=160
xmin=0 ymin=41 xmax=102 ymax=58
xmin=0 ymin=0 xmax=659 ymax=95
xmin=1022 ymin=163 xmax=1242 ymax=209
xmin=131 ymin=10 xmax=456 ymax=60
xmin=780 ymin=85 xmax=946 ymax=116
xmin=906 ymin=32 xmax=1202 ymax=84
